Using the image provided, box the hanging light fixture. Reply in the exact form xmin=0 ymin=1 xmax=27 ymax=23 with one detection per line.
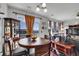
xmin=42 ymin=3 xmax=46 ymax=7
xmin=36 ymin=3 xmax=47 ymax=13
xmin=44 ymin=7 xmax=47 ymax=12
xmin=36 ymin=5 xmax=40 ymax=11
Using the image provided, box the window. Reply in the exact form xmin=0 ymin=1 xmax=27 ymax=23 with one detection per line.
xmin=33 ymin=17 xmax=40 ymax=34
xmin=17 ymin=15 xmax=40 ymax=36
xmin=17 ymin=14 xmax=27 ymax=38
xmin=17 ymin=14 xmax=27 ymax=29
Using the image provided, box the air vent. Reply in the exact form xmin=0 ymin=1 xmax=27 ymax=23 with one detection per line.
xmin=77 ymin=12 xmax=79 ymax=16
xmin=0 ymin=12 xmax=4 ymax=15
xmin=76 ymin=12 xmax=79 ymax=19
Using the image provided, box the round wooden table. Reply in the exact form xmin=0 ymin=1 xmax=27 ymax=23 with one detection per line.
xmin=18 ymin=37 xmax=51 ymax=56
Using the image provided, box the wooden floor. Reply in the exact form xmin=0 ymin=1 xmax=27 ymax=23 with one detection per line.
xmin=50 ymin=50 xmax=79 ymax=56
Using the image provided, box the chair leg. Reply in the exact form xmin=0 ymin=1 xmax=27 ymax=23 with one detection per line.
xmin=74 ymin=48 xmax=78 ymax=56
xmin=27 ymin=48 xmax=30 ymax=56
xmin=51 ymin=48 xmax=60 ymax=56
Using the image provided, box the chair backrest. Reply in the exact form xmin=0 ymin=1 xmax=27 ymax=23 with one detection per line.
xmin=3 ymin=37 xmax=21 ymax=56
xmin=12 ymin=37 xmax=20 ymax=49
xmin=44 ymin=35 xmax=48 ymax=39
xmin=3 ymin=40 xmax=12 ymax=56
xmin=26 ymin=34 xmax=31 ymax=38
xmin=13 ymin=37 xmax=20 ymax=42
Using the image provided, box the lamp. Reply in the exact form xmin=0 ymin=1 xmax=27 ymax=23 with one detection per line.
xmin=36 ymin=3 xmax=47 ymax=13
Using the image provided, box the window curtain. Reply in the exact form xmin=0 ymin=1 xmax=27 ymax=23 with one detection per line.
xmin=25 ymin=15 xmax=35 ymax=36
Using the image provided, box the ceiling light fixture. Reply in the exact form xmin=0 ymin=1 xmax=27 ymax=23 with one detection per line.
xmin=36 ymin=3 xmax=47 ymax=13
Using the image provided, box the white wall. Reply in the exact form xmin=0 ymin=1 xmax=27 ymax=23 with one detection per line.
xmin=0 ymin=4 xmax=8 ymax=55
xmin=0 ymin=4 xmax=8 ymax=17
xmin=39 ymin=18 xmax=49 ymax=37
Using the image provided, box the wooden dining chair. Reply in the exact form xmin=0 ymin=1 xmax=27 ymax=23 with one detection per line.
xmin=3 ymin=40 xmax=12 ymax=56
xmin=3 ymin=38 xmax=28 ymax=56
xmin=44 ymin=35 xmax=48 ymax=39
xmin=26 ymin=34 xmax=31 ymax=55
xmin=51 ymin=41 xmax=60 ymax=56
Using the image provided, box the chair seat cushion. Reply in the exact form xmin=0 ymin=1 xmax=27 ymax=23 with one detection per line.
xmin=13 ymin=47 xmax=27 ymax=56
xmin=13 ymin=47 xmax=26 ymax=53
xmin=13 ymin=50 xmax=26 ymax=56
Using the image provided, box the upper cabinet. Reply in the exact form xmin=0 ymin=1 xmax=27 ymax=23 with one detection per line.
xmin=69 ymin=24 xmax=79 ymax=35
xmin=4 ymin=18 xmax=20 ymax=39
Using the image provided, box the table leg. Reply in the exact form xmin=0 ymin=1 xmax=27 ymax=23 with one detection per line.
xmin=27 ymin=48 xmax=30 ymax=56
xmin=49 ymin=43 xmax=51 ymax=56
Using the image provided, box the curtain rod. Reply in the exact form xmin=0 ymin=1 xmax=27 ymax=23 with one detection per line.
xmin=12 ymin=11 xmax=42 ymax=19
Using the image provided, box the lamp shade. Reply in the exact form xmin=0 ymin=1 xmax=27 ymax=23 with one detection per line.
xmin=42 ymin=3 xmax=46 ymax=7
xmin=44 ymin=8 xmax=47 ymax=13
xmin=36 ymin=6 xmax=40 ymax=11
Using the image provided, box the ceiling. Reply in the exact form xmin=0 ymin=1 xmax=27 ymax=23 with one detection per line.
xmin=8 ymin=3 xmax=79 ymax=21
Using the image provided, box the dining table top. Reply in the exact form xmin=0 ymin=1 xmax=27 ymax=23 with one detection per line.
xmin=18 ymin=37 xmax=50 ymax=48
